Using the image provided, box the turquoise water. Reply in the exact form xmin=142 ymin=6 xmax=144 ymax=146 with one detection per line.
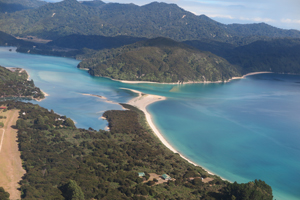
xmin=1 ymin=47 xmax=300 ymax=200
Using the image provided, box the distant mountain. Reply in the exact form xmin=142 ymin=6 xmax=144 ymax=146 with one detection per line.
xmin=228 ymin=38 xmax=300 ymax=74
xmin=0 ymin=0 xmax=299 ymax=43
xmin=80 ymin=0 xmax=105 ymax=7
xmin=78 ymin=37 xmax=240 ymax=83
xmin=185 ymin=38 xmax=300 ymax=74
xmin=48 ymin=34 xmax=147 ymax=50
xmin=0 ymin=0 xmax=46 ymax=13
xmin=227 ymin=23 xmax=300 ymax=38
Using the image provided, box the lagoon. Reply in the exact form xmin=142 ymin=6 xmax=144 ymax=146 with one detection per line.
xmin=0 ymin=47 xmax=299 ymax=200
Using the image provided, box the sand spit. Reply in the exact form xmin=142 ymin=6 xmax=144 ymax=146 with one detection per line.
xmin=81 ymin=93 xmax=127 ymax=110
xmin=121 ymin=88 xmax=224 ymax=178
xmin=113 ymin=71 xmax=273 ymax=85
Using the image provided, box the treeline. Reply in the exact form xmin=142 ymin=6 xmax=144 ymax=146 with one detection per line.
xmin=0 ymin=100 xmax=273 ymax=199
xmin=0 ymin=66 xmax=44 ymax=100
xmin=0 ymin=187 xmax=10 ymax=200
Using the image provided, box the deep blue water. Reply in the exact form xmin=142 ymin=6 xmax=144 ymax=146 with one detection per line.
xmin=1 ymin=47 xmax=300 ymax=200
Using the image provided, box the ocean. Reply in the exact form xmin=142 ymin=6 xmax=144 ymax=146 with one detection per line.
xmin=0 ymin=46 xmax=299 ymax=200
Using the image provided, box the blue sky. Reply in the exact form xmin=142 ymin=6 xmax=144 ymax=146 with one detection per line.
xmin=44 ymin=0 xmax=300 ymax=30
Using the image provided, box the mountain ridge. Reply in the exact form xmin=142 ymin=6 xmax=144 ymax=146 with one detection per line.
xmin=0 ymin=0 xmax=299 ymax=43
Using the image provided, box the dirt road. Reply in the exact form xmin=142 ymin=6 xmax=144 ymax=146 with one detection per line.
xmin=0 ymin=110 xmax=26 ymax=200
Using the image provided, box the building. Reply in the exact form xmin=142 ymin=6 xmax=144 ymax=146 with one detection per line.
xmin=0 ymin=106 xmax=7 ymax=109
xmin=161 ymin=174 xmax=171 ymax=180
xmin=138 ymin=172 xmax=145 ymax=177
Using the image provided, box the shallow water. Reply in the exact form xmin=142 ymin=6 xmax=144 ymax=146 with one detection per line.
xmin=0 ymin=47 xmax=299 ymax=200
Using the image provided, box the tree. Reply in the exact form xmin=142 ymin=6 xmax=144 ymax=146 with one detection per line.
xmin=35 ymin=114 xmax=44 ymax=125
xmin=0 ymin=122 xmax=4 ymax=128
xmin=0 ymin=187 xmax=10 ymax=200
xmin=16 ymin=119 xmax=26 ymax=129
xmin=62 ymin=180 xmax=85 ymax=200
xmin=64 ymin=118 xmax=75 ymax=127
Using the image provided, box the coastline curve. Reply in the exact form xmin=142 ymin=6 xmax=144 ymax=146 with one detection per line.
xmin=121 ymin=87 xmax=228 ymax=180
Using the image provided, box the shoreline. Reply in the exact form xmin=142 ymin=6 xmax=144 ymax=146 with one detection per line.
xmin=122 ymin=87 xmax=225 ymax=179
xmin=113 ymin=71 xmax=273 ymax=85
xmin=33 ymin=90 xmax=49 ymax=102
xmin=5 ymin=67 xmax=49 ymax=102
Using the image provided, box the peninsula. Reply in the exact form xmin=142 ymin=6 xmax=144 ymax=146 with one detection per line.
xmin=122 ymin=88 xmax=220 ymax=176
xmin=0 ymin=66 xmax=45 ymax=101
xmin=78 ymin=37 xmax=241 ymax=83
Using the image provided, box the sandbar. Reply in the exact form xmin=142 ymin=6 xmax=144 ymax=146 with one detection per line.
xmin=81 ymin=93 xmax=127 ymax=110
xmin=113 ymin=71 xmax=274 ymax=85
xmin=229 ymin=71 xmax=273 ymax=81
xmin=122 ymin=88 xmax=220 ymax=177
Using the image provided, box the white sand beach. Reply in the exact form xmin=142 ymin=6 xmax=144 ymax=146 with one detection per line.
xmin=41 ymin=90 xmax=49 ymax=97
xmin=115 ymin=71 xmax=273 ymax=85
xmin=122 ymin=88 xmax=219 ymax=177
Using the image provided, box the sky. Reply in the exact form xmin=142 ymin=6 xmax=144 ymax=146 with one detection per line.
xmin=44 ymin=0 xmax=300 ymax=30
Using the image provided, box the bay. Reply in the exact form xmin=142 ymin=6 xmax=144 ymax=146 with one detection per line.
xmin=0 ymin=47 xmax=299 ymax=200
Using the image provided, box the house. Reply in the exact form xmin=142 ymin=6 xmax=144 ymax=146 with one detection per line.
xmin=138 ymin=172 xmax=145 ymax=177
xmin=0 ymin=106 xmax=7 ymax=109
xmin=161 ymin=174 xmax=171 ymax=180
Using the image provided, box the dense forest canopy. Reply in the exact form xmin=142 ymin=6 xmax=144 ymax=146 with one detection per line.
xmin=0 ymin=100 xmax=273 ymax=200
xmin=0 ymin=0 xmax=299 ymax=43
xmin=184 ymin=38 xmax=300 ymax=74
xmin=0 ymin=0 xmax=46 ymax=13
xmin=0 ymin=65 xmax=44 ymax=100
xmin=78 ymin=37 xmax=241 ymax=82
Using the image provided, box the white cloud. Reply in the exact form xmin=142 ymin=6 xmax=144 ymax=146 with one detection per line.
xmin=207 ymin=14 xmax=234 ymax=19
xmin=281 ymin=19 xmax=300 ymax=24
xmin=239 ymin=17 xmax=275 ymax=23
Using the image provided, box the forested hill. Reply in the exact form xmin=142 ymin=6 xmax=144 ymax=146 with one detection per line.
xmin=0 ymin=31 xmax=37 ymax=46
xmin=0 ymin=0 xmax=46 ymax=13
xmin=78 ymin=37 xmax=240 ymax=83
xmin=184 ymin=38 xmax=300 ymax=74
xmin=0 ymin=0 xmax=299 ymax=43
xmin=47 ymin=34 xmax=147 ymax=50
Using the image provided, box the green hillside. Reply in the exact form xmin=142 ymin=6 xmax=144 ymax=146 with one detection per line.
xmin=0 ymin=0 xmax=46 ymax=13
xmin=0 ymin=0 xmax=299 ymax=43
xmin=185 ymin=38 xmax=300 ymax=74
xmin=48 ymin=34 xmax=147 ymax=50
xmin=78 ymin=37 xmax=240 ymax=83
